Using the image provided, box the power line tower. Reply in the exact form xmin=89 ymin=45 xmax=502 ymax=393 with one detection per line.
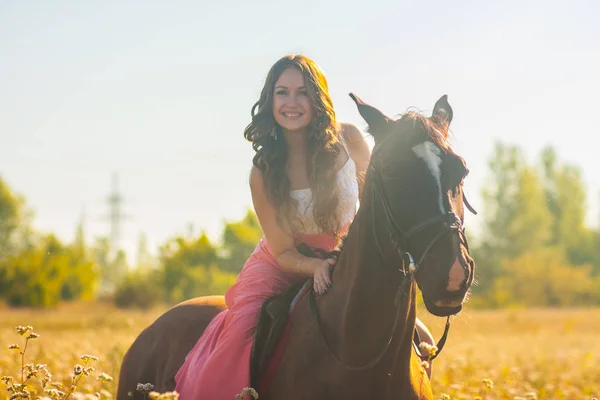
xmin=99 ymin=172 xmax=132 ymax=294
xmin=105 ymin=172 xmax=130 ymax=254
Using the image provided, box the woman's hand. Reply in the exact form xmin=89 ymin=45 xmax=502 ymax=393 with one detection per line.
xmin=313 ymin=258 xmax=336 ymax=295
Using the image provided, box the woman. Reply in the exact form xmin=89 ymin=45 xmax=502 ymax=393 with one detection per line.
xmin=174 ymin=54 xmax=432 ymax=399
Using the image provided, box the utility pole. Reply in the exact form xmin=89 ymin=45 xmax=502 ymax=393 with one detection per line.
xmin=99 ymin=172 xmax=132 ymax=294
xmin=105 ymin=172 xmax=130 ymax=255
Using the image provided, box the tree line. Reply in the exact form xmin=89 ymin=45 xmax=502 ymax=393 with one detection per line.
xmin=0 ymin=141 xmax=599 ymax=309
xmin=472 ymin=143 xmax=600 ymax=307
xmin=0 ymin=175 xmax=262 ymax=308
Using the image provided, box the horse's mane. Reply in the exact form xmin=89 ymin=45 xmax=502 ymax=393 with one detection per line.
xmin=398 ymin=111 xmax=453 ymax=154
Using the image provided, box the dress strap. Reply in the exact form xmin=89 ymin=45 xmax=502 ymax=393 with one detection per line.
xmin=339 ymin=132 xmax=350 ymax=155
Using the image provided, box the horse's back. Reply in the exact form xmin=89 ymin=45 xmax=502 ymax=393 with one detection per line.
xmin=117 ymin=296 xmax=227 ymax=399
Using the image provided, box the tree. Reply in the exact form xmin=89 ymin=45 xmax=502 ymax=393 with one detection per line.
xmin=0 ymin=176 xmax=34 ymax=257
xmin=505 ymin=165 xmax=553 ymax=254
xmin=159 ymin=231 xmax=220 ymax=303
xmin=490 ymin=247 xmax=599 ymax=307
xmin=480 ymin=142 xmax=525 ymax=254
xmin=219 ymin=209 xmax=263 ymax=273
xmin=475 ymin=143 xmax=552 ymax=295
xmin=0 ymin=234 xmax=98 ymax=307
xmin=540 ymin=146 xmax=595 ymax=266
xmin=136 ymin=232 xmax=155 ymax=272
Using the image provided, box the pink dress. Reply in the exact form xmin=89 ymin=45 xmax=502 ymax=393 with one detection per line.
xmin=174 ymin=138 xmax=359 ymax=400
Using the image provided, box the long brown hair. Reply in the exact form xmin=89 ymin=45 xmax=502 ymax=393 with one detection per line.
xmin=244 ymin=55 xmax=343 ymax=238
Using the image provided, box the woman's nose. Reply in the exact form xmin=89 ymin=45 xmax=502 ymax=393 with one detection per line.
xmin=284 ymin=93 xmax=300 ymax=106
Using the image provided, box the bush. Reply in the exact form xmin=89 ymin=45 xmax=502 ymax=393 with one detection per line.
xmin=113 ymin=270 xmax=163 ymax=310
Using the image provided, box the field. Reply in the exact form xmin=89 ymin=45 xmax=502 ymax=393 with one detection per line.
xmin=1 ymin=302 xmax=598 ymax=399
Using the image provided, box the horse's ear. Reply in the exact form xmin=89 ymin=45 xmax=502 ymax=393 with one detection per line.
xmin=349 ymin=93 xmax=393 ymax=140
xmin=431 ymin=94 xmax=453 ymax=129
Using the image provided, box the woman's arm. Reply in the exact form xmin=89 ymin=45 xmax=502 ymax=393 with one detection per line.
xmin=249 ymin=166 xmax=334 ymax=293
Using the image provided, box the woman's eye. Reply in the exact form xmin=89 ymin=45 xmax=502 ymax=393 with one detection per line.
xmin=275 ymin=90 xmax=286 ymax=95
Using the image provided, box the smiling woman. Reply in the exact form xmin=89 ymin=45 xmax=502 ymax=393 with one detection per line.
xmin=169 ymin=54 xmax=373 ymax=399
xmin=272 ymin=68 xmax=313 ymax=133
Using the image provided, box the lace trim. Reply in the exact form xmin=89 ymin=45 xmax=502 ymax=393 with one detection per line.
xmin=289 ymin=136 xmax=359 ymax=234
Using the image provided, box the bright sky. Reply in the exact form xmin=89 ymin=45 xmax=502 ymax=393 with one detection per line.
xmin=1 ymin=0 xmax=598 ymax=262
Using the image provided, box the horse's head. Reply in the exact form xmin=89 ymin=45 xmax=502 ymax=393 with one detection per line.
xmin=350 ymin=93 xmax=476 ymax=317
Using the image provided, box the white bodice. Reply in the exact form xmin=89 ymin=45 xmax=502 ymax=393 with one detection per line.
xmin=290 ymin=137 xmax=359 ymax=234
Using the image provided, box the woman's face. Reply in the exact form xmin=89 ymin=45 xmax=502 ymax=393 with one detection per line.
xmin=272 ymin=67 xmax=313 ymax=133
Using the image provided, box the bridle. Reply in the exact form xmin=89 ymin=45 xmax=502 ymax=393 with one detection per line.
xmin=309 ymin=154 xmax=476 ymax=371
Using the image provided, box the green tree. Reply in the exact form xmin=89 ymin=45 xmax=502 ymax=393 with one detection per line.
xmin=159 ymin=231 xmax=219 ymax=303
xmin=92 ymin=237 xmax=129 ymax=296
xmin=506 ymin=165 xmax=553 ymax=254
xmin=0 ymin=176 xmax=34 ymax=257
xmin=491 ymin=247 xmax=599 ymax=307
xmin=60 ymin=219 xmax=98 ymax=301
xmin=475 ymin=143 xmax=552 ymax=296
xmin=136 ymin=232 xmax=155 ymax=272
xmin=0 ymin=234 xmax=98 ymax=307
xmin=540 ymin=146 xmax=595 ymax=266
xmin=480 ymin=142 xmax=525 ymax=255
xmin=219 ymin=209 xmax=263 ymax=273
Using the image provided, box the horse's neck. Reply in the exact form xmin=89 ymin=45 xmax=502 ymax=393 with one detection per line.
xmin=318 ymin=206 xmax=416 ymax=370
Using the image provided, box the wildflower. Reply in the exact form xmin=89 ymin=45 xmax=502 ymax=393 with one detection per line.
xmin=482 ymin=378 xmax=494 ymax=390
xmin=418 ymin=342 xmax=438 ymax=357
xmin=15 ymin=326 xmax=33 ymax=336
xmin=97 ymin=372 xmax=113 ymax=383
xmin=136 ymin=383 xmax=155 ymax=393
xmin=421 ymin=360 xmax=430 ymax=370
xmin=44 ymin=388 xmax=66 ymax=400
xmin=2 ymin=376 xmax=14 ymax=385
xmin=23 ymin=363 xmax=38 ymax=380
xmin=8 ymin=344 xmax=20 ymax=351
xmin=9 ymin=392 xmax=30 ymax=400
xmin=148 ymin=391 xmax=179 ymax=400
xmin=235 ymin=387 xmax=259 ymax=399
xmin=35 ymin=364 xmax=52 ymax=388
xmin=80 ymin=355 xmax=99 ymax=363
xmin=440 ymin=395 xmax=451 ymax=400
xmin=26 ymin=333 xmax=39 ymax=340
xmin=74 ymin=365 xmax=84 ymax=376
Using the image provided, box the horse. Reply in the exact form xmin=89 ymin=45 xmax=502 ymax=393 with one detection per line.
xmin=117 ymin=93 xmax=477 ymax=400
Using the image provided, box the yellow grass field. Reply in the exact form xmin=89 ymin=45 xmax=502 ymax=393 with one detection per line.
xmin=1 ymin=302 xmax=598 ymax=399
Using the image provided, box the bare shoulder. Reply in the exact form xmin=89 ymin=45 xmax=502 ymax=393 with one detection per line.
xmin=249 ymin=165 xmax=266 ymax=195
xmin=339 ymin=121 xmax=364 ymax=142
xmin=339 ymin=121 xmax=371 ymax=167
xmin=249 ymin=164 xmax=262 ymax=184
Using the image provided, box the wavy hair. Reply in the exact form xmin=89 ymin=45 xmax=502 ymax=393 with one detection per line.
xmin=244 ymin=55 xmax=343 ymax=239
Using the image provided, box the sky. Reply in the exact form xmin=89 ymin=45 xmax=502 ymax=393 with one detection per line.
xmin=1 ymin=0 xmax=599 ymax=263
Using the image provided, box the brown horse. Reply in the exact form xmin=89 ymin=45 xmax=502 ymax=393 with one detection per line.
xmin=117 ymin=94 xmax=476 ymax=400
